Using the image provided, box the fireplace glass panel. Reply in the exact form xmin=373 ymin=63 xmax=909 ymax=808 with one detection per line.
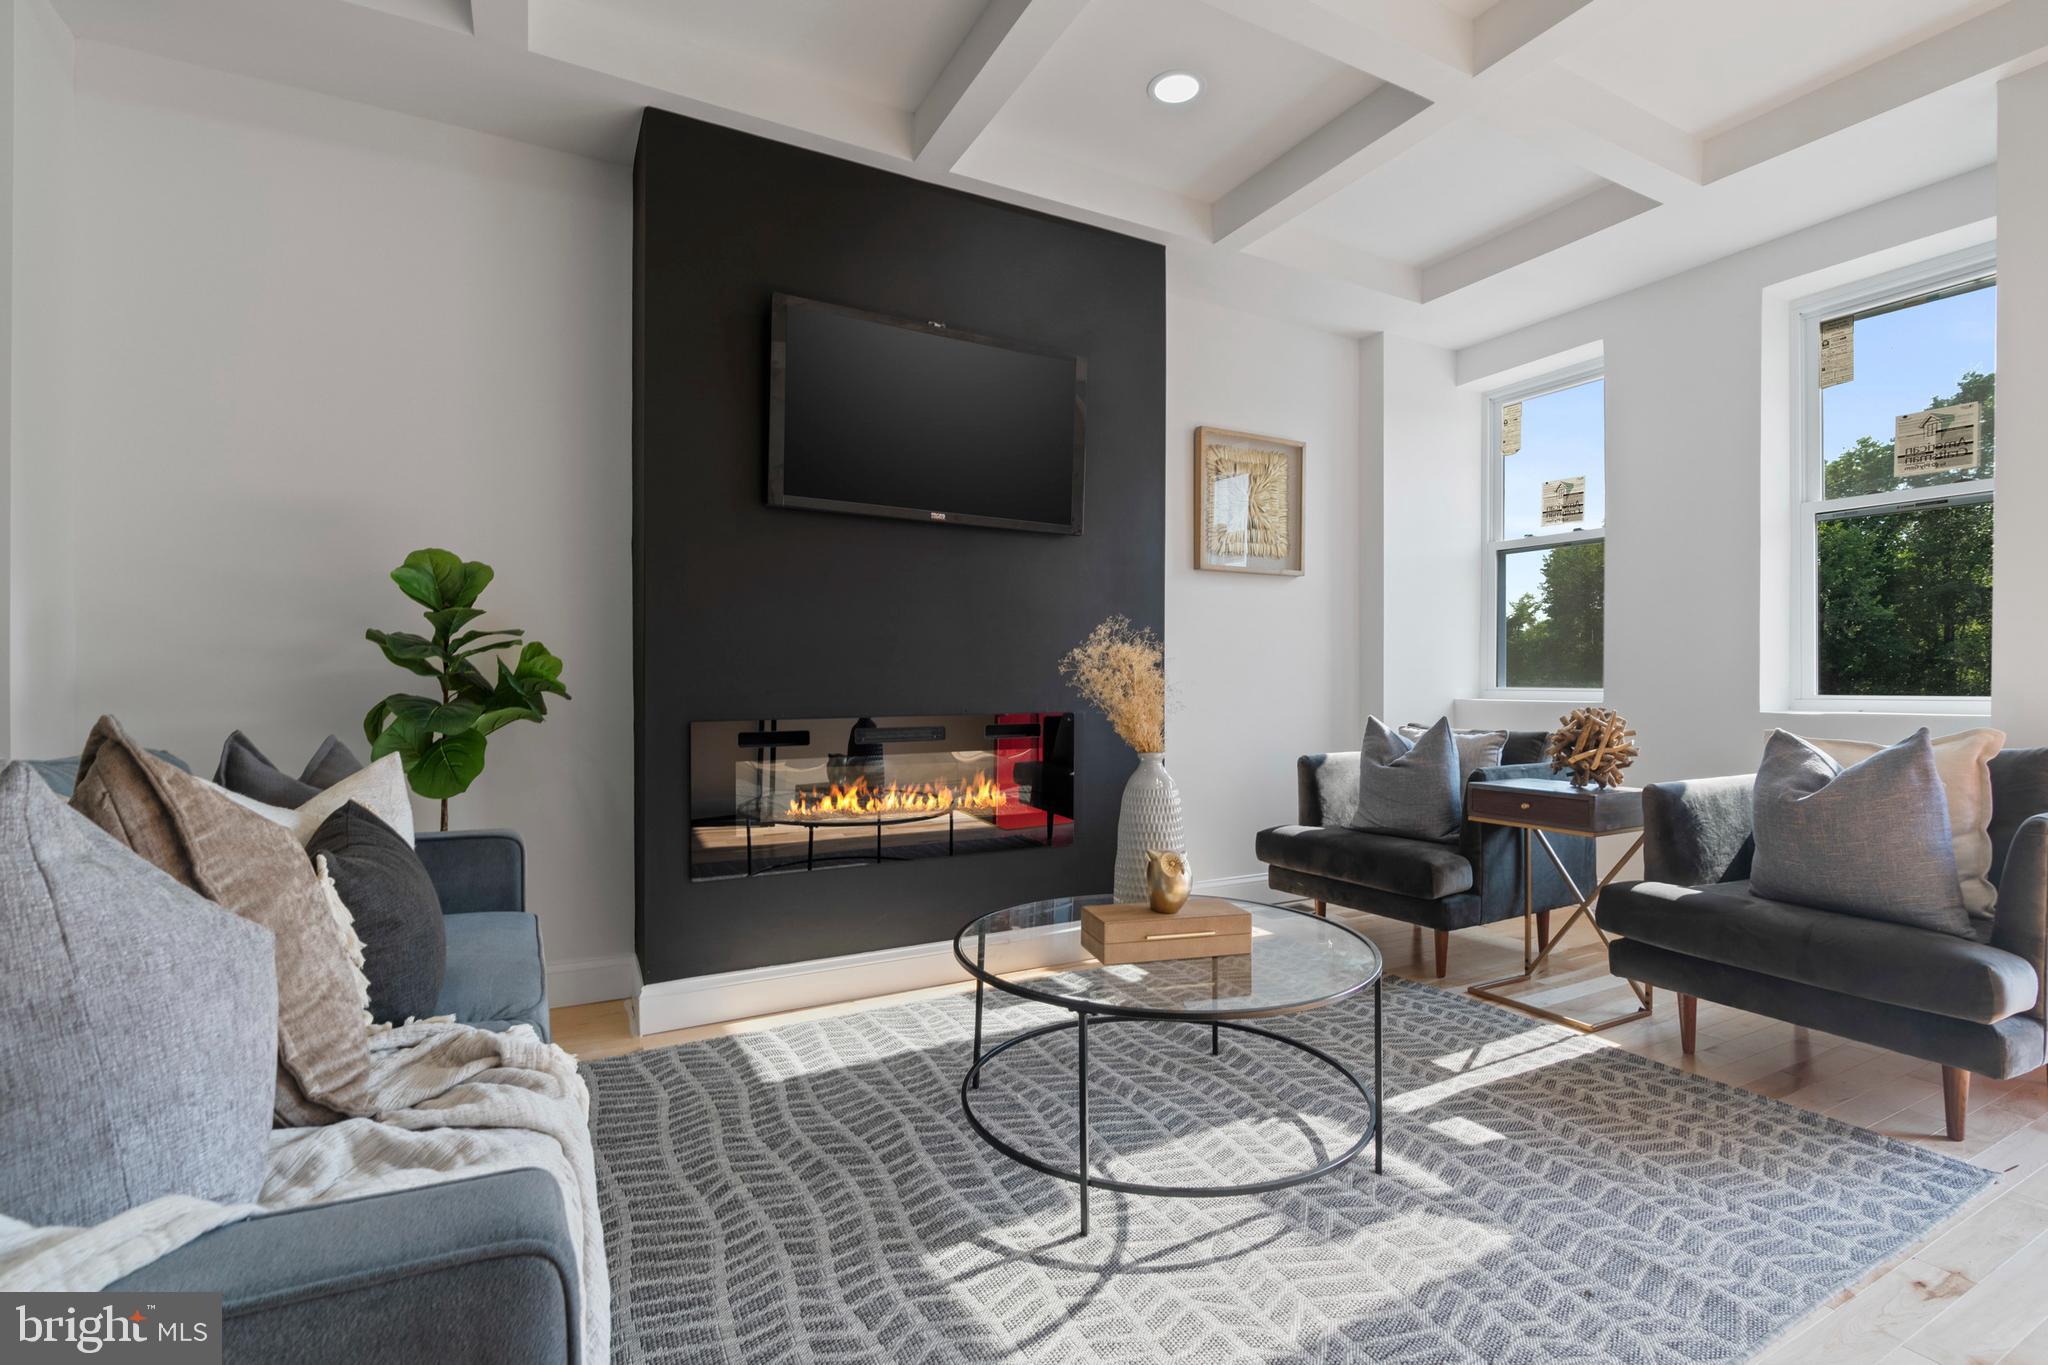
xmin=688 ymin=713 xmax=1075 ymax=881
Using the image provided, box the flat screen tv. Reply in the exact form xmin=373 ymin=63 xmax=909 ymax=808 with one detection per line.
xmin=768 ymin=293 xmax=1085 ymax=535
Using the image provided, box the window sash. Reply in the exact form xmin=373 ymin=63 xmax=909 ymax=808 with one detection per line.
xmin=1790 ymin=243 xmax=1996 ymax=708
xmin=1492 ymin=535 xmax=1604 ymax=693
xmin=1482 ymin=358 xmax=1606 ymax=697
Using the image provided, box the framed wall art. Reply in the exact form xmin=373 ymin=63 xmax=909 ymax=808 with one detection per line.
xmin=1194 ymin=426 xmax=1304 ymax=576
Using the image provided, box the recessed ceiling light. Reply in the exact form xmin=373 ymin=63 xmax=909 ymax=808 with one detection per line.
xmin=1148 ymin=71 xmax=1201 ymax=105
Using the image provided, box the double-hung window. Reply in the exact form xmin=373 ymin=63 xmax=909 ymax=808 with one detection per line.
xmin=1795 ymin=248 xmax=1995 ymax=706
xmin=1483 ymin=361 xmax=1605 ymax=695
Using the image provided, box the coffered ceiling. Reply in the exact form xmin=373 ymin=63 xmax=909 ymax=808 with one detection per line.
xmin=50 ymin=0 xmax=2043 ymax=346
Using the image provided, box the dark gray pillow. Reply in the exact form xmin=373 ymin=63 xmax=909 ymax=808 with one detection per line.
xmin=300 ymin=734 xmax=365 ymax=788
xmin=215 ymin=731 xmax=366 ymax=807
xmin=308 ymin=801 xmax=445 ymax=1023
xmin=1750 ymin=728 xmax=1971 ymax=935
xmin=1353 ymin=716 xmax=1461 ymax=843
xmin=0 ymin=761 xmax=276 ymax=1225
xmin=215 ymin=730 xmax=319 ymax=807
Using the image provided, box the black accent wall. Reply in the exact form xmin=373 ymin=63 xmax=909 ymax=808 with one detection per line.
xmin=633 ymin=110 xmax=1165 ymax=985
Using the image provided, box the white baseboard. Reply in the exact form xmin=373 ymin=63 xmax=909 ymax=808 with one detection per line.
xmin=547 ymin=953 xmax=642 ymax=1009
xmin=631 ymin=878 xmax=1298 ymax=1034
xmin=634 ymin=923 xmax=1085 ymax=1036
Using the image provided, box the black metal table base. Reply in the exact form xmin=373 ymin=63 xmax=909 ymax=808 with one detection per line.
xmin=960 ymin=978 xmax=1382 ymax=1235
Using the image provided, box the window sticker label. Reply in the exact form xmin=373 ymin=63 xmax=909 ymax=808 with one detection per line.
xmin=1819 ymin=318 xmax=1854 ymax=388
xmin=1500 ymin=401 xmax=1521 ymax=456
xmin=1894 ymin=401 xmax=1980 ymax=477
xmin=1541 ymin=476 xmax=1585 ymax=526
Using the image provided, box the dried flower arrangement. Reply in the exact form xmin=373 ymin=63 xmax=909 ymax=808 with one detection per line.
xmin=1059 ymin=615 xmax=1166 ymax=754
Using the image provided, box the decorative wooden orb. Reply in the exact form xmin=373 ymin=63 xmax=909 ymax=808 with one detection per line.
xmin=1548 ymin=706 xmax=1638 ymax=790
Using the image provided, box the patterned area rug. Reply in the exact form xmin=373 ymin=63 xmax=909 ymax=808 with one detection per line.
xmin=585 ymin=978 xmax=1990 ymax=1364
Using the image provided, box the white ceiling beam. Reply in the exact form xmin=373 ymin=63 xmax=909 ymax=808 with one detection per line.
xmin=1473 ymin=0 xmax=1604 ymax=76
xmin=1209 ymin=0 xmax=1654 ymax=253
xmin=1493 ymin=69 xmax=1701 ymax=201
xmin=1196 ymin=0 xmax=1471 ymax=100
xmin=912 ymin=0 xmax=1091 ymax=169
xmin=1421 ymin=182 xmax=1655 ymax=300
xmin=1211 ymin=84 xmax=1437 ymax=247
xmin=1705 ymin=0 xmax=2048 ymax=183
xmin=1243 ymin=226 xmax=1422 ymax=302
xmin=468 ymin=0 xmax=526 ymax=47
xmin=954 ymin=130 xmax=1209 ymax=239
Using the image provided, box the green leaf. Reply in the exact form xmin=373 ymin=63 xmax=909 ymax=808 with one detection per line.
xmin=369 ymin=711 xmax=424 ymax=762
xmin=366 ymin=629 xmax=442 ymax=678
xmin=390 ymin=564 xmax=441 ymax=610
xmin=392 ymin=549 xmax=492 ymax=612
xmin=473 ymin=703 xmax=542 ymax=736
xmin=454 ymin=561 xmax=495 ymax=609
xmin=445 ymin=660 xmax=496 ymax=706
xmin=512 ymin=641 xmax=570 ymax=699
xmin=405 ymin=730 xmax=487 ymax=799
xmin=380 ymin=694 xmax=482 ymax=737
xmin=450 ymin=628 xmax=525 ymax=660
xmin=363 ymin=696 xmax=397 ymax=747
xmin=425 ymin=607 xmax=487 ymax=636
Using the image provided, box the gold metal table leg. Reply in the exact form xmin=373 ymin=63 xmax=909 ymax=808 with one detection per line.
xmin=1466 ymin=829 xmax=1652 ymax=1034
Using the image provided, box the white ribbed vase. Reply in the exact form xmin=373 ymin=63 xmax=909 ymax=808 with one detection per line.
xmin=1113 ymin=752 xmax=1185 ymax=904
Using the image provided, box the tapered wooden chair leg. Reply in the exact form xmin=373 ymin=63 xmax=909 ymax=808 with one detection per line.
xmin=1314 ymin=898 xmax=1326 ymax=917
xmin=1536 ymin=910 xmax=1552 ymax=951
xmin=1433 ymin=930 xmax=1448 ymax=979
xmin=1943 ymin=1067 xmax=1969 ymax=1141
xmin=1678 ymin=994 xmax=1697 ymax=1055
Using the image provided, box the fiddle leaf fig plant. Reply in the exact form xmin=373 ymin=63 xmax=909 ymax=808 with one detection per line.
xmin=365 ymin=548 xmax=570 ymax=830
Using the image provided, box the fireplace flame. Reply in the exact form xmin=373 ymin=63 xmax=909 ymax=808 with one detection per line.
xmin=785 ymin=771 xmax=1009 ymax=819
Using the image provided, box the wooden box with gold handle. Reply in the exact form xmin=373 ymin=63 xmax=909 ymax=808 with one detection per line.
xmin=1080 ymin=897 xmax=1252 ymax=964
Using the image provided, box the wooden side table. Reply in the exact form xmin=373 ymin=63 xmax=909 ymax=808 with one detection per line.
xmin=1462 ymin=778 xmax=1652 ymax=1034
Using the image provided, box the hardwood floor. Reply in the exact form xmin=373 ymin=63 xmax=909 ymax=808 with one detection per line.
xmin=551 ymin=904 xmax=2048 ymax=1365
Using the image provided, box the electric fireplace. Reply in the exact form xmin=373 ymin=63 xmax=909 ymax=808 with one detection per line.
xmin=688 ymin=713 xmax=1075 ymax=881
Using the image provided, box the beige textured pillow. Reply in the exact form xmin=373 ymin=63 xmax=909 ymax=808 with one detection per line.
xmin=70 ymin=716 xmax=373 ymax=1122
xmin=1806 ymin=727 xmax=2004 ymax=921
xmin=218 ymin=751 xmax=416 ymax=847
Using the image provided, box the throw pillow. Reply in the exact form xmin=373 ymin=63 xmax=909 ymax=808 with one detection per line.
xmin=0 ymin=761 xmax=276 ymax=1227
xmin=1805 ymin=728 xmax=2003 ymax=923
xmin=308 ymin=801 xmax=447 ymax=1024
xmin=1750 ymin=728 xmax=1971 ymax=935
xmin=214 ymin=730 xmax=321 ymax=808
xmin=1400 ymin=723 xmax=1508 ymax=780
xmin=218 ymin=751 xmax=417 ymax=848
xmin=300 ymin=733 xmax=365 ymax=788
xmin=215 ymin=730 xmax=367 ymax=804
xmin=1353 ymin=716 xmax=1461 ymax=843
xmin=70 ymin=715 xmax=374 ymax=1122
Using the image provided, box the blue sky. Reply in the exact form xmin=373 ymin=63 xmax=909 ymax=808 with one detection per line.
xmin=1499 ymin=289 xmax=1996 ymax=616
xmin=1822 ymin=282 xmax=1996 ymax=461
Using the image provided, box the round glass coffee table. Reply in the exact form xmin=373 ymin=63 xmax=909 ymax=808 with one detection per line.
xmin=953 ymin=895 xmax=1383 ymax=1234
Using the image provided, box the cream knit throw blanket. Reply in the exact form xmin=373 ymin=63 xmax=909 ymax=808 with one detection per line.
xmin=0 ymin=1021 xmax=609 ymax=1365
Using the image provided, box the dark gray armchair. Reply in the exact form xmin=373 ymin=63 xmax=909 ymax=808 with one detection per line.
xmin=1597 ymin=748 xmax=2048 ymax=1140
xmin=1255 ymin=730 xmax=1593 ymax=977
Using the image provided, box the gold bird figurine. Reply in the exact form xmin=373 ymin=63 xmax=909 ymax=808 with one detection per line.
xmin=1146 ymin=849 xmax=1192 ymax=914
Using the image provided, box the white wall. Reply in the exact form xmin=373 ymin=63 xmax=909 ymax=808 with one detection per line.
xmin=8 ymin=0 xmax=75 ymax=756
xmin=1448 ymin=168 xmax=2004 ymax=786
xmin=1370 ymin=333 xmax=1481 ymax=726
xmin=1994 ymin=66 xmax=2048 ymax=742
xmin=44 ymin=44 xmax=636 ymax=1002
xmin=1166 ymin=292 xmax=1365 ymax=888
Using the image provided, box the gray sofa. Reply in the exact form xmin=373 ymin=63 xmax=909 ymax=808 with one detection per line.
xmin=18 ymin=754 xmax=573 ymax=1364
xmin=1256 ymin=730 xmax=1594 ymax=977
xmin=1596 ymin=749 xmax=2048 ymax=1140
xmin=109 ymin=824 xmax=572 ymax=1364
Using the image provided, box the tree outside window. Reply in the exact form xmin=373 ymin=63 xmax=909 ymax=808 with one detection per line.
xmin=1806 ymin=272 xmax=1994 ymax=700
